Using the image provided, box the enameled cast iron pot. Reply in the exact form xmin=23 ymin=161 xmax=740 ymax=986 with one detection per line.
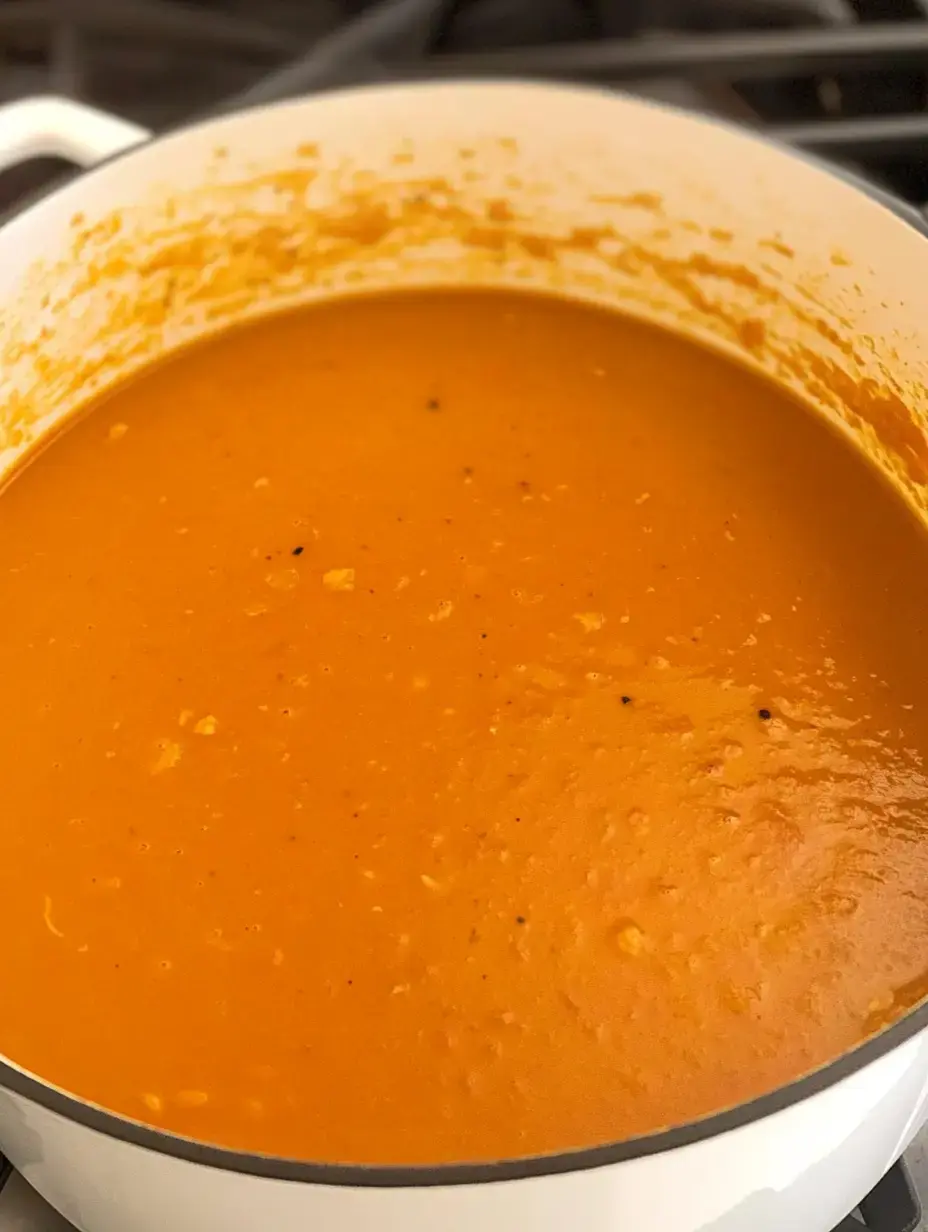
xmin=0 ymin=82 xmax=927 ymax=1232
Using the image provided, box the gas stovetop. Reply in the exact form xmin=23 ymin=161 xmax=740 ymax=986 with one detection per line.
xmin=2 ymin=1 xmax=928 ymax=1229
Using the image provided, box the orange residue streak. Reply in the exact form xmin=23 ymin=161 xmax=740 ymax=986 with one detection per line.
xmin=2 ymin=288 xmax=928 ymax=1165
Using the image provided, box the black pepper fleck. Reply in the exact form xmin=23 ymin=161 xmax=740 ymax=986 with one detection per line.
xmin=291 ymin=546 xmax=304 ymax=556
xmin=621 ymin=695 xmax=632 ymax=705
xmin=516 ymin=915 xmax=526 ymax=925
xmin=758 ymin=708 xmax=772 ymax=721
xmin=426 ymin=398 xmax=441 ymax=411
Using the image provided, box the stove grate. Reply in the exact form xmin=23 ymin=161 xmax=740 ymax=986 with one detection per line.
xmin=835 ymin=1158 xmax=922 ymax=1232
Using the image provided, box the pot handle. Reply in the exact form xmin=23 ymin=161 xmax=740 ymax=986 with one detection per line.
xmin=0 ymin=96 xmax=150 ymax=173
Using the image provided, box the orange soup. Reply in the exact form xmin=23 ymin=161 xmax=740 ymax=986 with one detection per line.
xmin=2 ymin=288 xmax=928 ymax=1165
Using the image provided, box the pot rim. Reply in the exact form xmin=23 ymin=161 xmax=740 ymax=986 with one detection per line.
xmin=2 ymin=76 xmax=928 ymax=1189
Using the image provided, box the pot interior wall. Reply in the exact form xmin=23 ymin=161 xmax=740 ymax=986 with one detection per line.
xmin=0 ymin=84 xmax=927 ymax=526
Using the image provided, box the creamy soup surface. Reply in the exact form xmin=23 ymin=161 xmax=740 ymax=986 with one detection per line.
xmin=1 ymin=288 xmax=928 ymax=1165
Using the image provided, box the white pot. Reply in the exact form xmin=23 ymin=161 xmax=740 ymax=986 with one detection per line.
xmin=0 ymin=83 xmax=927 ymax=1232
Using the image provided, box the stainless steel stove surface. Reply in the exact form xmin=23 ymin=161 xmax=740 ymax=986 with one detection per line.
xmin=2 ymin=1 xmax=928 ymax=1229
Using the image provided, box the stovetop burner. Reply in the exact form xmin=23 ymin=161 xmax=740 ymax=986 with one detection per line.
xmin=1 ymin=1 xmax=928 ymax=1229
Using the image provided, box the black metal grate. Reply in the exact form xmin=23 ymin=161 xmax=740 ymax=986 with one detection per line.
xmin=836 ymin=1159 xmax=922 ymax=1232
